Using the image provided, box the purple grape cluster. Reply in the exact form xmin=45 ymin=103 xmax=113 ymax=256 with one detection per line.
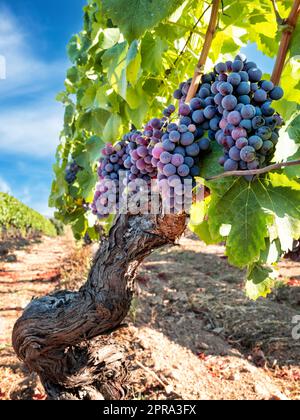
xmin=91 ymin=142 xmax=125 ymax=218
xmin=212 ymin=54 xmax=284 ymax=176
xmin=151 ymin=119 xmax=209 ymax=212
xmin=65 ymin=161 xmax=80 ymax=184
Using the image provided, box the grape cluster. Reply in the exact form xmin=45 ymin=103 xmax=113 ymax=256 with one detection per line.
xmin=65 ymin=161 xmax=80 ymax=184
xmin=211 ymin=54 xmax=284 ymax=176
xmin=91 ymin=142 xmax=124 ymax=218
xmin=91 ymin=54 xmax=285 ymax=219
xmin=151 ymin=119 xmax=210 ymax=212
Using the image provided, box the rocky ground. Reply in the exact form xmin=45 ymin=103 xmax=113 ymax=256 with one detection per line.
xmin=0 ymin=233 xmax=299 ymax=400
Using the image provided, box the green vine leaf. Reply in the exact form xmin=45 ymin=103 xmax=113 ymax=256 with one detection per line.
xmin=102 ymin=0 xmax=186 ymax=42
xmin=245 ymin=264 xmax=277 ymax=301
xmin=206 ymin=174 xmax=300 ymax=267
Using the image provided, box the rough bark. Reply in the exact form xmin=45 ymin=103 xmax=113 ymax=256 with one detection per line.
xmin=12 ymin=213 xmax=186 ymax=400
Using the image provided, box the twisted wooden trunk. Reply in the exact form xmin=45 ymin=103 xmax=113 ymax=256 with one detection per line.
xmin=12 ymin=213 xmax=186 ymax=400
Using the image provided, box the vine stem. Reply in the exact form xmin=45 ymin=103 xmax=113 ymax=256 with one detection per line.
xmin=206 ymin=159 xmax=300 ymax=181
xmin=186 ymin=0 xmax=221 ymax=103
xmin=271 ymin=0 xmax=300 ymax=85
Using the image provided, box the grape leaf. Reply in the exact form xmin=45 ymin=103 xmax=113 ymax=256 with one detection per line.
xmin=141 ymin=33 xmax=168 ymax=74
xmin=126 ymin=41 xmax=142 ymax=86
xmin=245 ymin=264 xmax=277 ymax=300
xmin=102 ymin=0 xmax=185 ymax=42
xmin=207 ymin=174 xmax=300 ymax=267
xmin=103 ymin=114 xmax=122 ymax=142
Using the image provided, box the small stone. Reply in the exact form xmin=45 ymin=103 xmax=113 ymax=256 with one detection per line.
xmin=197 ymin=342 xmax=209 ymax=350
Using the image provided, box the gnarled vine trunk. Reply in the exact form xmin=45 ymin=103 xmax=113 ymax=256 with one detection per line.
xmin=12 ymin=213 xmax=186 ymax=400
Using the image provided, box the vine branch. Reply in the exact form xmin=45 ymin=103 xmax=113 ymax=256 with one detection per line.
xmin=186 ymin=0 xmax=221 ymax=102
xmin=206 ymin=159 xmax=300 ymax=181
xmin=271 ymin=0 xmax=300 ymax=85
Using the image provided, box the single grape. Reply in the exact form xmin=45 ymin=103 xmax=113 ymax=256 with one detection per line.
xmin=204 ymin=105 xmax=216 ymax=119
xmin=229 ymin=146 xmax=241 ymax=161
xmin=162 ymin=139 xmax=176 ymax=152
xmin=168 ymin=175 xmax=182 ymax=188
xmin=180 ymin=132 xmax=195 ymax=146
xmin=198 ymin=87 xmax=210 ymax=99
xmin=178 ymin=124 xmax=188 ymax=133
xmin=184 ymin=157 xmax=195 ymax=168
xmin=227 ymin=72 xmax=241 ymax=86
xmin=261 ymin=102 xmax=275 ymax=117
xmin=257 ymin=126 xmax=272 ymax=140
xmin=248 ymin=135 xmax=263 ymax=150
xmin=269 ymin=86 xmax=284 ymax=100
xmin=247 ymin=160 xmax=259 ymax=170
xmin=190 ymin=97 xmax=203 ymax=110
xmin=163 ymin=163 xmax=177 ymax=177
xmin=152 ymin=145 xmax=164 ymax=159
xmin=199 ymin=138 xmax=211 ymax=151
xmin=174 ymin=146 xmax=186 ymax=156
xmin=238 ymin=95 xmax=251 ymax=105
xmin=185 ymin=143 xmax=200 ymax=157
xmin=235 ymin=137 xmax=248 ymax=149
xmin=252 ymin=116 xmax=265 ymax=129
xmin=261 ymin=80 xmax=274 ymax=92
xmin=160 ymin=151 xmax=172 ymax=164
xmin=240 ymin=146 xmax=256 ymax=162
xmin=224 ymin=159 xmax=239 ymax=171
xmin=177 ymin=164 xmax=190 ymax=177
xmin=169 ymin=130 xmax=181 ymax=143
xmin=227 ymin=110 xmax=242 ymax=126
xmin=150 ymin=118 xmax=161 ymax=129
xmin=239 ymin=71 xmax=249 ymax=82
xmin=222 ymin=95 xmax=237 ymax=111
xmin=231 ymin=127 xmax=247 ymax=140
xmin=215 ymin=62 xmax=227 ymax=74
xmin=254 ymin=89 xmax=267 ymax=102
xmin=241 ymin=104 xmax=256 ymax=119
xmin=236 ymin=81 xmax=250 ymax=96
xmin=171 ymin=154 xmax=185 ymax=167
xmin=179 ymin=104 xmax=191 ymax=116
xmin=174 ymin=89 xmax=183 ymax=99
xmin=219 ymin=82 xmax=233 ymax=96
xmin=260 ymin=140 xmax=274 ymax=154
xmin=232 ymin=60 xmax=243 ymax=72
xmin=248 ymin=68 xmax=262 ymax=82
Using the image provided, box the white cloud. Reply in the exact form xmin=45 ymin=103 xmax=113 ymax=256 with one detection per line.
xmin=0 ymin=176 xmax=11 ymax=194
xmin=0 ymin=8 xmax=67 ymax=157
xmin=0 ymin=8 xmax=67 ymax=98
xmin=0 ymin=97 xmax=64 ymax=156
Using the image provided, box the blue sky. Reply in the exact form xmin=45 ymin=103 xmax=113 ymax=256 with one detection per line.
xmin=0 ymin=1 xmax=275 ymax=216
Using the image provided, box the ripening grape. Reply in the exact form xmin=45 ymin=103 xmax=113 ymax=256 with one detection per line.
xmin=199 ymin=138 xmax=211 ymax=151
xmin=163 ymin=163 xmax=177 ymax=177
xmin=185 ymin=143 xmax=200 ymax=157
xmin=248 ymin=68 xmax=262 ymax=82
xmin=171 ymin=154 xmax=185 ymax=167
xmin=180 ymin=132 xmax=195 ymax=146
xmin=222 ymin=95 xmax=237 ymax=110
xmin=269 ymin=86 xmax=284 ymax=100
xmin=177 ymin=164 xmax=190 ymax=177
xmin=240 ymin=146 xmax=256 ymax=162
xmin=227 ymin=111 xmax=242 ymax=125
xmin=254 ymin=89 xmax=268 ymax=102
xmin=229 ymin=146 xmax=241 ymax=161
xmin=224 ymin=159 xmax=238 ymax=171
xmin=235 ymin=137 xmax=248 ymax=149
xmin=232 ymin=60 xmax=243 ymax=72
